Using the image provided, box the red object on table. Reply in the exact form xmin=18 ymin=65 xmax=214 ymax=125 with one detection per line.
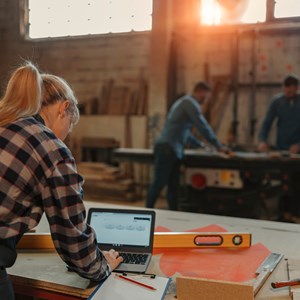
xmin=115 ymin=274 xmax=157 ymax=291
xmin=271 ymin=279 xmax=300 ymax=289
xmin=153 ymin=224 xmax=270 ymax=282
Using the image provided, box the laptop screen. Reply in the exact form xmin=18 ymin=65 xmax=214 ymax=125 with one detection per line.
xmin=87 ymin=208 xmax=155 ymax=250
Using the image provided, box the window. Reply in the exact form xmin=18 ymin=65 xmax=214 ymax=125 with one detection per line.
xmin=240 ymin=1 xmax=266 ymax=24
xmin=28 ymin=0 xmax=152 ymax=39
xmin=274 ymin=0 xmax=300 ymax=19
xmin=200 ymin=0 xmax=300 ymax=26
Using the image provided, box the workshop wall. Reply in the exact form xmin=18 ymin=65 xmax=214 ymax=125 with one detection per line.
xmin=0 ymin=1 xmax=150 ymax=108
xmin=1 ymin=0 xmax=300 ymax=151
xmin=173 ymin=22 xmax=300 ymax=147
xmin=0 ymin=0 xmax=150 ymax=152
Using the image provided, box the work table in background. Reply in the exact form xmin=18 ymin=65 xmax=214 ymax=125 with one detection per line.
xmin=113 ymin=148 xmax=300 ymax=220
xmin=113 ymin=147 xmax=300 ymax=169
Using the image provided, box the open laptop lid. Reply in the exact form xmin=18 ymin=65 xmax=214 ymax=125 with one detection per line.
xmin=87 ymin=208 xmax=156 ymax=253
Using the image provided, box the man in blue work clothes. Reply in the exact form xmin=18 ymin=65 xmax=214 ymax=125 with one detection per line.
xmin=258 ymin=74 xmax=300 ymax=222
xmin=146 ymin=82 xmax=229 ymax=210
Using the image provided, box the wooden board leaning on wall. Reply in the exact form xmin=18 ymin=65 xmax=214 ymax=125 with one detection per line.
xmin=82 ymin=78 xmax=148 ymax=116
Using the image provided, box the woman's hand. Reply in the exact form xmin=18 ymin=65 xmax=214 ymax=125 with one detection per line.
xmin=103 ymin=249 xmax=124 ymax=271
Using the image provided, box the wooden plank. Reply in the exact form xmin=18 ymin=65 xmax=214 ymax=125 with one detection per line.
xmin=176 ymin=276 xmax=254 ymax=300
xmin=77 ymin=161 xmax=139 ymax=201
xmin=288 ymin=259 xmax=300 ymax=298
xmin=106 ymin=86 xmax=127 ymax=115
xmin=130 ymin=90 xmax=139 ymax=115
xmin=81 ymin=137 xmax=119 ymax=148
xmin=17 ymin=233 xmax=55 ymax=250
xmin=293 ymin=291 xmax=300 ymax=300
xmin=123 ymin=90 xmax=133 ymax=115
xmin=12 ymin=277 xmax=94 ymax=299
xmin=209 ymin=75 xmax=231 ymax=132
xmin=98 ymin=78 xmax=114 ymax=114
xmin=10 ymin=252 xmax=95 ymax=299
xmin=136 ymin=78 xmax=148 ymax=115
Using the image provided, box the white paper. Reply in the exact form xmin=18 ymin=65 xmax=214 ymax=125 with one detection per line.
xmin=88 ymin=273 xmax=171 ymax=300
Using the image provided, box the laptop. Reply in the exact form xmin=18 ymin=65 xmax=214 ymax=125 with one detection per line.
xmin=87 ymin=208 xmax=156 ymax=273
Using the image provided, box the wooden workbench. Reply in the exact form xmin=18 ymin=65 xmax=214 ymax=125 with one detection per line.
xmin=113 ymin=147 xmax=300 ymax=170
xmin=9 ymin=201 xmax=300 ymax=299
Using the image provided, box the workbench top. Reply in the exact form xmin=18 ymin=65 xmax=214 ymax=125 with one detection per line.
xmin=10 ymin=201 xmax=300 ymax=299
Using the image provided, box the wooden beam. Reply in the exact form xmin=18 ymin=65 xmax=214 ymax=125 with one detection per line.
xmin=17 ymin=233 xmax=55 ymax=250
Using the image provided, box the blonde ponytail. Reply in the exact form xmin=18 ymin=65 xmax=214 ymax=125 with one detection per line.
xmin=0 ymin=61 xmax=42 ymax=126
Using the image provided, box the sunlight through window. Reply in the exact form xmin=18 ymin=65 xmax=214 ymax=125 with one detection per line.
xmin=28 ymin=0 xmax=152 ymax=38
xmin=201 ymin=0 xmax=221 ymax=25
xmin=200 ymin=0 xmax=266 ymax=25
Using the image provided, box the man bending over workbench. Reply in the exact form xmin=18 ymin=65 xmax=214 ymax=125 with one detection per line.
xmin=146 ymin=82 xmax=230 ymax=211
xmin=258 ymin=74 xmax=300 ymax=223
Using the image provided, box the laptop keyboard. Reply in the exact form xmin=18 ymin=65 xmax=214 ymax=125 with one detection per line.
xmin=119 ymin=252 xmax=148 ymax=265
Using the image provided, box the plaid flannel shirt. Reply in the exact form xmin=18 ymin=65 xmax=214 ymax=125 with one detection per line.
xmin=0 ymin=117 xmax=110 ymax=281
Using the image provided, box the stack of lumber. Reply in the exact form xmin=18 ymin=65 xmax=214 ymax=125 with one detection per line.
xmin=77 ymin=162 xmax=138 ymax=202
xmin=86 ymin=78 xmax=148 ymax=116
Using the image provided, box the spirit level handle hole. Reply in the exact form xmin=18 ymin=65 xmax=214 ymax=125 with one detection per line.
xmin=194 ymin=235 xmax=223 ymax=246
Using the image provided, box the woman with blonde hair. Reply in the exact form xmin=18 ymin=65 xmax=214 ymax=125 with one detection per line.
xmin=36 ymin=73 xmax=80 ymax=141
xmin=0 ymin=62 xmax=122 ymax=300
xmin=0 ymin=61 xmax=42 ymax=126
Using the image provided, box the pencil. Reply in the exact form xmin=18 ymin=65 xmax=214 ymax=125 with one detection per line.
xmin=115 ymin=273 xmax=157 ymax=291
xmin=271 ymin=278 xmax=300 ymax=289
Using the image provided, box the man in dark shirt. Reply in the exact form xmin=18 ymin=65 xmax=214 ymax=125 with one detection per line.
xmin=258 ymin=74 xmax=300 ymax=222
xmin=258 ymin=75 xmax=300 ymax=153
